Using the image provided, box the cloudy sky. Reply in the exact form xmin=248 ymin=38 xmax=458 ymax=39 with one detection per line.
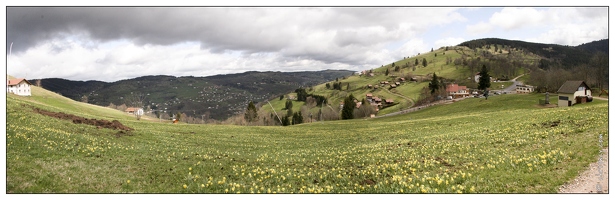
xmin=4 ymin=5 xmax=609 ymax=82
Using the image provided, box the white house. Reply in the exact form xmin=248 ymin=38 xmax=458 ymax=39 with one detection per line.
xmin=516 ymin=85 xmax=534 ymax=94
xmin=557 ymin=81 xmax=592 ymax=107
xmin=7 ymin=78 xmax=32 ymax=96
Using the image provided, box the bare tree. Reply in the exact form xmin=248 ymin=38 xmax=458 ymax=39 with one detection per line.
xmin=125 ymin=92 xmax=146 ymax=120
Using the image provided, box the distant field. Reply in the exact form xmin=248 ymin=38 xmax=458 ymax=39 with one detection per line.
xmin=6 ymin=86 xmax=608 ymax=193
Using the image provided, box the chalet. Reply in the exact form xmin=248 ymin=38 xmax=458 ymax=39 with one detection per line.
xmin=395 ymin=82 xmax=401 ymax=86
xmin=390 ymin=84 xmax=397 ymax=89
xmin=445 ymin=84 xmax=469 ymax=99
xmin=367 ymin=84 xmax=373 ymax=88
xmin=399 ymin=78 xmax=406 ymax=82
xmin=366 ymin=93 xmax=373 ymax=101
xmin=557 ymin=81 xmax=592 ymax=107
xmin=516 ymin=85 xmax=534 ymax=94
xmin=373 ymin=97 xmax=382 ymax=103
xmin=7 ymin=78 xmax=32 ymax=96
xmin=385 ymin=99 xmax=394 ymax=104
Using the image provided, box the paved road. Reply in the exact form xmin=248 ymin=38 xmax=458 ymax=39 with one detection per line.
xmin=496 ymin=74 xmax=525 ymax=94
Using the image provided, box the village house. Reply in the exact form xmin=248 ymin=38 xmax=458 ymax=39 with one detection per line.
xmin=371 ymin=96 xmax=382 ymax=106
xmin=516 ymin=85 xmax=534 ymax=94
xmin=366 ymin=93 xmax=373 ymax=102
xmin=385 ymin=99 xmax=394 ymax=105
xmin=390 ymin=84 xmax=397 ymax=89
xmin=7 ymin=78 xmax=32 ymax=96
xmin=445 ymin=83 xmax=469 ymax=99
xmin=557 ymin=81 xmax=592 ymax=107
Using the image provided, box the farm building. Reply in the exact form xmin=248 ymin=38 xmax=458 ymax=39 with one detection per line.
xmin=557 ymin=81 xmax=592 ymax=107
xmin=7 ymin=78 xmax=32 ymax=96
xmin=445 ymin=84 xmax=469 ymax=99
xmin=516 ymin=85 xmax=534 ymax=93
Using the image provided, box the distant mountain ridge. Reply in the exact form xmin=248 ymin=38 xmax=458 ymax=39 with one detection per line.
xmin=36 ymin=70 xmax=354 ymax=120
xmin=458 ymin=38 xmax=608 ymax=69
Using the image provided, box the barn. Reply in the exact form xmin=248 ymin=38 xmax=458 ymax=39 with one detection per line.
xmin=557 ymin=81 xmax=592 ymax=107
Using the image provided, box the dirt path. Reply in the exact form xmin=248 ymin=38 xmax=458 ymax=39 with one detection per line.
xmin=383 ymin=88 xmax=415 ymax=107
xmin=559 ymin=148 xmax=608 ymax=193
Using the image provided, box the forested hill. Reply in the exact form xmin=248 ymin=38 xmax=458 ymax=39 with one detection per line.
xmin=459 ymin=38 xmax=608 ymax=69
xmin=35 ymin=70 xmax=353 ymax=121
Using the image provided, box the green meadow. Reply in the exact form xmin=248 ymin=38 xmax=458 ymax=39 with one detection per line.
xmin=6 ymin=85 xmax=608 ymax=193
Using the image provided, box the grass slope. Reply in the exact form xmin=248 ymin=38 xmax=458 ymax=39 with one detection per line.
xmin=265 ymin=45 xmax=539 ymax=118
xmin=7 ymin=86 xmax=608 ymax=193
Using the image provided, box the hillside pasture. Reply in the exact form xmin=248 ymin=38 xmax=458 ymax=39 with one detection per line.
xmin=6 ymin=86 xmax=608 ymax=193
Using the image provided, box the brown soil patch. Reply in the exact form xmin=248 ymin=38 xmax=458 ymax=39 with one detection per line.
xmin=32 ymin=107 xmax=133 ymax=131
xmin=435 ymin=157 xmax=454 ymax=167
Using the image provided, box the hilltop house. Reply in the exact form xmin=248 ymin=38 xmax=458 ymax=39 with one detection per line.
xmin=446 ymin=84 xmax=469 ymax=99
xmin=516 ymin=85 xmax=534 ymax=94
xmin=557 ymin=81 xmax=592 ymax=107
xmin=7 ymin=78 xmax=32 ymax=96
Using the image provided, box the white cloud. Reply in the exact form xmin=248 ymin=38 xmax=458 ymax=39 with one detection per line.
xmin=434 ymin=37 xmax=466 ymax=49
xmin=488 ymin=7 xmax=548 ymax=30
xmin=466 ymin=22 xmax=493 ymax=35
xmin=464 ymin=7 xmax=607 ymax=46
xmin=396 ymin=39 xmax=429 ymax=58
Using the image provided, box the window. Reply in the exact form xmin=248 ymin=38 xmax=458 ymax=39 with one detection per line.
xmin=578 ymin=86 xmax=585 ymax=91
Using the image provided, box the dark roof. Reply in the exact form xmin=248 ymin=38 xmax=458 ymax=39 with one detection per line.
xmin=557 ymin=81 xmax=589 ymax=94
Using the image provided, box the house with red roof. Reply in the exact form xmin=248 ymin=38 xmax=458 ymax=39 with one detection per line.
xmin=7 ymin=78 xmax=32 ymax=96
xmin=446 ymin=83 xmax=469 ymax=99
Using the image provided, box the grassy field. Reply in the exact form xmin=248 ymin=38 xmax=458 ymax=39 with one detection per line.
xmin=6 ymin=86 xmax=608 ymax=193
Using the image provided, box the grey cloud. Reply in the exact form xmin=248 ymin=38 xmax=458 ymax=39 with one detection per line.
xmin=7 ymin=7 xmax=469 ymax=81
